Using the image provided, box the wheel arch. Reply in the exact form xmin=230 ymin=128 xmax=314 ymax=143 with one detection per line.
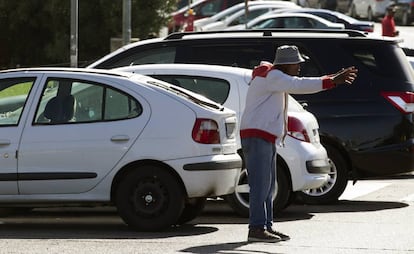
xmin=110 ymin=159 xmax=188 ymax=203
xmin=276 ymin=153 xmax=293 ymax=190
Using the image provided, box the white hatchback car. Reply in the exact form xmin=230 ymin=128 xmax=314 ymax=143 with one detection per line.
xmin=199 ymin=4 xmax=301 ymax=31
xmin=115 ymin=64 xmax=331 ymax=217
xmin=0 ymin=68 xmax=241 ymax=231
xmin=227 ymin=12 xmax=345 ymax=30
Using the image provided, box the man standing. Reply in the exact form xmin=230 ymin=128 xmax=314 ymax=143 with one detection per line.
xmin=240 ymin=45 xmax=358 ymax=243
xmin=382 ymin=6 xmax=399 ymax=37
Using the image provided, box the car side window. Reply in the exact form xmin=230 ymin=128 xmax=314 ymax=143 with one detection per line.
xmin=107 ymin=46 xmax=176 ymax=68
xmin=34 ymin=78 xmax=142 ymax=124
xmin=196 ymin=0 xmax=222 ymax=16
xmin=178 ymin=43 xmax=273 ymax=69
xmin=151 ymin=75 xmax=230 ymax=104
xmin=345 ymin=44 xmax=409 ymax=79
xmin=0 ymin=78 xmax=35 ymax=126
xmin=271 ymin=45 xmax=322 ymax=77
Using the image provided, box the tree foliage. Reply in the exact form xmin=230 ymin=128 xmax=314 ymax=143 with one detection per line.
xmin=0 ymin=0 xmax=176 ymax=69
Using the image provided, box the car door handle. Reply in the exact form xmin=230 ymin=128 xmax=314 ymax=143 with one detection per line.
xmin=110 ymin=135 xmax=130 ymax=142
xmin=0 ymin=139 xmax=11 ymax=146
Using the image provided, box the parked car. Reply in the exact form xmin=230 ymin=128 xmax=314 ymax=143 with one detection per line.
xmin=168 ymin=0 xmax=243 ymax=32
xmin=349 ymin=0 xmax=392 ymax=21
xmin=176 ymin=0 xmax=203 ymax=10
xmin=200 ymin=4 xmax=300 ymax=31
xmin=227 ymin=12 xmax=345 ymax=30
xmin=295 ymin=0 xmax=337 ymax=10
xmin=271 ymin=8 xmax=375 ymax=32
xmin=392 ymin=0 xmax=414 ymax=25
xmin=194 ymin=0 xmax=301 ymax=31
xmin=87 ymin=29 xmax=414 ymax=205
xmin=0 ymin=68 xmax=242 ymax=230
xmin=114 ymin=63 xmax=330 ymax=216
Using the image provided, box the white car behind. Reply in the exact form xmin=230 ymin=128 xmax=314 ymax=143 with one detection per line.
xmin=227 ymin=12 xmax=345 ymax=30
xmin=114 ymin=64 xmax=331 ymax=217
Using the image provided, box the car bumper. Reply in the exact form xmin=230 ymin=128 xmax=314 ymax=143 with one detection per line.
xmin=350 ymin=138 xmax=414 ymax=177
xmin=278 ymin=138 xmax=330 ymax=191
xmin=167 ymin=153 xmax=242 ymax=198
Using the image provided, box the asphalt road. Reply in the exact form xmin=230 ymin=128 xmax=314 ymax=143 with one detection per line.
xmin=0 ymin=174 xmax=413 ymax=254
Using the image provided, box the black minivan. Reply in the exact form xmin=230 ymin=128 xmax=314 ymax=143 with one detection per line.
xmin=88 ymin=29 xmax=414 ymax=205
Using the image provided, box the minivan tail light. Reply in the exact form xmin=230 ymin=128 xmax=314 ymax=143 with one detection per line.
xmin=287 ymin=116 xmax=311 ymax=143
xmin=192 ymin=118 xmax=220 ymax=144
xmin=381 ymin=91 xmax=414 ymax=114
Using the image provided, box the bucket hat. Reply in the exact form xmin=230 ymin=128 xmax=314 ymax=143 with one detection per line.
xmin=273 ymin=45 xmax=305 ymax=65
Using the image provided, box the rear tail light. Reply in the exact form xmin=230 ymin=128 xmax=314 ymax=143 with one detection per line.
xmin=287 ymin=116 xmax=311 ymax=143
xmin=192 ymin=118 xmax=220 ymax=144
xmin=381 ymin=91 xmax=414 ymax=114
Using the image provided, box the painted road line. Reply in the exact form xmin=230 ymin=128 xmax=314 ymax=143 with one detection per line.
xmin=400 ymin=193 xmax=414 ymax=203
xmin=339 ymin=181 xmax=391 ymax=200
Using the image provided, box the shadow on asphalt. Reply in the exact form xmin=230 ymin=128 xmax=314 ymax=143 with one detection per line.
xmin=0 ymin=199 xmax=407 ymax=239
xmin=0 ymin=219 xmax=219 ymax=239
xmin=181 ymin=241 xmax=281 ymax=254
xmin=285 ymin=199 xmax=409 ymax=214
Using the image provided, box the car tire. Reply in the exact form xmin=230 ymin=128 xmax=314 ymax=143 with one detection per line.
xmin=272 ymin=163 xmax=291 ymax=216
xmin=296 ymin=144 xmax=349 ymax=205
xmin=224 ymin=159 xmax=292 ymax=217
xmin=176 ymin=197 xmax=206 ymax=225
xmin=115 ymin=165 xmax=185 ymax=231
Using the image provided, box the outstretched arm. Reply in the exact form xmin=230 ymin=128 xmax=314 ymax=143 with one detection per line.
xmin=330 ymin=66 xmax=358 ymax=85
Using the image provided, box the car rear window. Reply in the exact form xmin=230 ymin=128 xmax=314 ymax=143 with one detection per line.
xmin=345 ymin=43 xmax=414 ymax=81
xmin=150 ymin=75 xmax=230 ymax=104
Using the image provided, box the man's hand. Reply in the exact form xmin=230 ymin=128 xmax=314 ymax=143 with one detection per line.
xmin=332 ymin=66 xmax=358 ymax=85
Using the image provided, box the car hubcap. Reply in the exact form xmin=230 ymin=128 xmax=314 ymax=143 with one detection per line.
xmin=132 ymin=178 xmax=168 ymax=217
xmin=302 ymin=159 xmax=337 ymax=196
xmin=234 ymin=168 xmax=279 ymax=208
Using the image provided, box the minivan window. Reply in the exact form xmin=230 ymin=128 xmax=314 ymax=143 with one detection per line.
xmin=346 ymin=43 xmax=413 ymax=81
xmin=108 ymin=46 xmax=176 ymax=68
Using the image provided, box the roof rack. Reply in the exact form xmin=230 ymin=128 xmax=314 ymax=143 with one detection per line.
xmin=165 ymin=29 xmax=368 ymax=40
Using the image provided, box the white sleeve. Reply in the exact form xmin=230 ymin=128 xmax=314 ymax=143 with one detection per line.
xmin=265 ymin=69 xmax=325 ymax=94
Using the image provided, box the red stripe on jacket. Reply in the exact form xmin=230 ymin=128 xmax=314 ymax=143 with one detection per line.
xmin=240 ymin=129 xmax=277 ymax=144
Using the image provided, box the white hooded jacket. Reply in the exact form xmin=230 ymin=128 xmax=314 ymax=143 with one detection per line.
xmin=240 ymin=61 xmax=336 ymax=144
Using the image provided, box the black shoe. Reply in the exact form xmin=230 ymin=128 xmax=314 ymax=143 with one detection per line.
xmin=267 ymin=228 xmax=290 ymax=241
xmin=247 ymin=228 xmax=282 ymax=243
